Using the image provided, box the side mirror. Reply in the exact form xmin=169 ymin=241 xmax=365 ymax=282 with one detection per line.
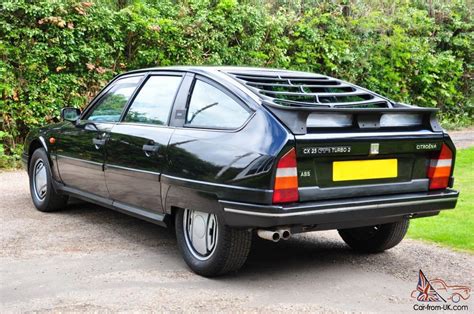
xmin=60 ymin=107 xmax=81 ymax=122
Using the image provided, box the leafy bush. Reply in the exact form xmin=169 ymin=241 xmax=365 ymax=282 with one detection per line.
xmin=0 ymin=0 xmax=472 ymax=167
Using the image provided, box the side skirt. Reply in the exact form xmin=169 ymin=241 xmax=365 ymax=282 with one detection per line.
xmin=57 ymin=183 xmax=168 ymax=227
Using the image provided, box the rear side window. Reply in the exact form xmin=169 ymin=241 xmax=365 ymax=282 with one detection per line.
xmin=124 ymin=75 xmax=182 ymax=125
xmin=86 ymin=76 xmax=142 ymax=122
xmin=186 ymin=80 xmax=251 ymax=129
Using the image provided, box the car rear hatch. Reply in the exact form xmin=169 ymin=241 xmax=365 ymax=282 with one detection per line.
xmin=226 ymin=70 xmax=453 ymax=202
xmin=294 ymin=128 xmax=445 ymax=201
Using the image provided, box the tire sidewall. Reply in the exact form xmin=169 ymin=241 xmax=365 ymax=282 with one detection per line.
xmin=29 ymin=148 xmax=54 ymax=211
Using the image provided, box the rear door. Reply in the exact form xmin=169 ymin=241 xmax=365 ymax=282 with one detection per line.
xmin=56 ymin=75 xmax=143 ymax=197
xmin=104 ymin=73 xmax=183 ymax=212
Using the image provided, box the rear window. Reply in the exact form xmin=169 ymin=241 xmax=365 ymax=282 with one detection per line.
xmin=185 ymin=80 xmax=250 ymax=129
xmin=124 ymin=75 xmax=182 ymax=125
xmin=229 ymin=73 xmax=390 ymax=108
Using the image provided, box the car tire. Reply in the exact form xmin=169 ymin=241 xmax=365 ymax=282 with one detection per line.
xmin=28 ymin=148 xmax=68 ymax=212
xmin=175 ymin=208 xmax=252 ymax=277
xmin=338 ymin=219 xmax=409 ymax=253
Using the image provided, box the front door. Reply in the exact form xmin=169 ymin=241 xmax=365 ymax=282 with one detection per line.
xmin=56 ymin=75 xmax=143 ymax=197
xmin=105 ymin=74 xmax=183 ymax=212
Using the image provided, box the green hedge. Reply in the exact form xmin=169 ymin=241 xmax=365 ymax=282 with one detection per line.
xmin=1 ymin=0 xmax=472 ymax=167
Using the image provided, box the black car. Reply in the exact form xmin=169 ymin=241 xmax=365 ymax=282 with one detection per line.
xmin=23 ymin=66 xmax=459 ymax=276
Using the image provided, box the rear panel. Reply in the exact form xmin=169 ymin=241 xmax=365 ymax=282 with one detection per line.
xmin=295 ymin=133 xmax=448 ymax=202
xmin=224 ymin=70 xmax=456 ymax=203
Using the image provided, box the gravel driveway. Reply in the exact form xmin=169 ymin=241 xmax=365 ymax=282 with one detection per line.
xmin=1 ymin=169 xmax=473 ymax=312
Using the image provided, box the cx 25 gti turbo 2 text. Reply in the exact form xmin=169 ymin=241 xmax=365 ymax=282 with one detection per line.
xmin=23 ymin=67 xmax=459 ymax=276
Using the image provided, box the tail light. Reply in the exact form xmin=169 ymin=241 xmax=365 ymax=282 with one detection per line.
xmin=273 ymin=147 xmax=299 ymax=203
xmin=428 ymin=144 xmax=453 ymax=190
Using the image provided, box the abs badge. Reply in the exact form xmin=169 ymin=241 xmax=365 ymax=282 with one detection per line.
xmin=370 ymin=143 xmax=379 ymax=155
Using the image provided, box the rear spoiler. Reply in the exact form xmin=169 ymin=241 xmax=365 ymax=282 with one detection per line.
xmin=263 ymin=101 xmax=442 ymax=135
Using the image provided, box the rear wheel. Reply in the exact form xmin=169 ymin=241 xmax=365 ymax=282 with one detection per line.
xmin=175 ymin=208 xmax=252 ymax=277
xmin=28 ymin=148 xmax=68 ymax=212
xmin=338 ymin=219 xmax=409 ymax=253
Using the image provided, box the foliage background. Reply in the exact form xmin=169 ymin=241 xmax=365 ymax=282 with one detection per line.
xmin=1 ymin=0 xmax=473 ymax=167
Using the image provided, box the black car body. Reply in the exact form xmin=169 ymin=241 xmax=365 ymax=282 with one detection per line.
xmin=23 ymin=67 xmax=459 ymax=276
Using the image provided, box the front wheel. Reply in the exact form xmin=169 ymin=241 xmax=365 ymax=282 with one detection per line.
xmin=338 ymin=219 xmax=409 ymax=253
xmin=175 ymin=208 xmax=252 ymax=277
xmin=28 ymin=148 xmax=68 ymax=212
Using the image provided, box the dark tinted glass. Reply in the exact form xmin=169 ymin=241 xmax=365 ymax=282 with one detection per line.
xmin=87 ymin=76 xmax=142 ymax=122
xmin=124 ymin=76 xmax=182 ymax=125
xmin=186 ymin=80 xmax=250 ymax=129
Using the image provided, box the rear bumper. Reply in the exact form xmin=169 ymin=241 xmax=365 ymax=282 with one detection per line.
xmin=219 ymin=189 xmax=459 ymax=229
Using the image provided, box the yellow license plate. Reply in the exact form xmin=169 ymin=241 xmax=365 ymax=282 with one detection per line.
xmin=332 ymin=159 xmax=398 ymax=181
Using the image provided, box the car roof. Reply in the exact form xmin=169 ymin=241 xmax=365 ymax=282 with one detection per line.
xmin=121 ymin=66 xmax=397 ymax=110
xmin=123 ymin=66 xmax=321 ymax=77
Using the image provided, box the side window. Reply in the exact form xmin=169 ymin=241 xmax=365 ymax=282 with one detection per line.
xmin=186 ymin=80 xmax=251 ymax=129
xmin=124 ymin=75 xmax=182 ymax=125
xmin=86 ymin=76 xmax=142 ymax=122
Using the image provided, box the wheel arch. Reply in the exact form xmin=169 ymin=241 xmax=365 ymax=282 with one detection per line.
xmin=164 ymin=184 xmax=221 ymax=215
xmin=27 ymin=137 xmax=48 ymax=170
xmin=26 ymin=136 xmax=63 ymax=184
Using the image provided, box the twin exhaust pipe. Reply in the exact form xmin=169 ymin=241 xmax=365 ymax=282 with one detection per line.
xmin=257 ymin=228 xmax=291 ymax=242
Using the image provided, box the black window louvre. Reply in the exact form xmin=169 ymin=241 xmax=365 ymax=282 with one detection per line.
xmin=228 ymin=72 xmax=392 ymax=109
xmin=245 ymin=81 xmax=353 ymax=88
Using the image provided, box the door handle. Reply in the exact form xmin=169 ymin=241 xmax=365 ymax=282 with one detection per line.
xmin=92 ymin=137 xmax=106 ymax=148
xmin=142 ymin=143 xmax=160 ymax=157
